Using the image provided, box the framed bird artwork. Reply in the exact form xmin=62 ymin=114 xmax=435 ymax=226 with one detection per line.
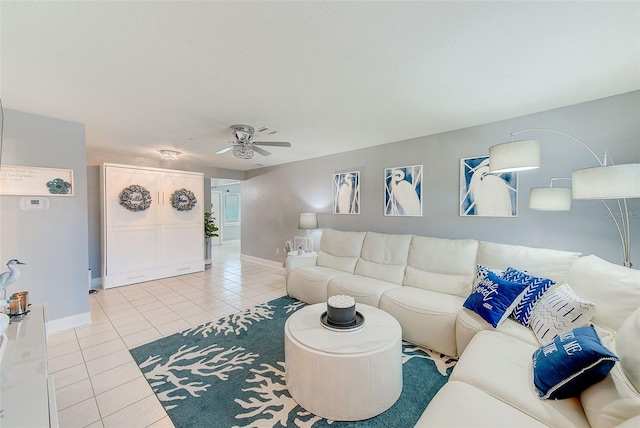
xmin=460 ymin=156 xmax=518 ymax=217
xmin=384 ymin=165 xmax=422 ymax=216
xmin=333 ymin=171 xmax=360 ymax=214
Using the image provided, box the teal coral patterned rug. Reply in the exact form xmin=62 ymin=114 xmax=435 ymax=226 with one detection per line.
xmin=129 ymin=296 xmax=456 ymax=427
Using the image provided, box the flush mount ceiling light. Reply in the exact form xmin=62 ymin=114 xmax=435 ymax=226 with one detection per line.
xmin=159 ymin=150 xmax=181 ymax=160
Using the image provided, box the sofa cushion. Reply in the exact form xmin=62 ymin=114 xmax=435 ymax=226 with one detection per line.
xmin=462 ymin=271 xmax=527 ymax=328
xmin=317 ymin=229 xmax=366 ymax=273
xmin=529 ymin=283 xmax=596 ymax=344
xmin=532 ymin=325 xmax=619 ymax=399
xmin=580 ymin=310 xmax=640 ymax=427
xmin=567 ymin=255 xmax=640 ymax=332
xmin=477 ymin=241 xmax=580 ymax=284
xmin=616 ymin=308 xmax=640 ymax=392
xmin=452 ymin=330 xmax=591 ymax=427
xmin=416 ymin=381 xmax=549 ymax=428
xmin=502 ymin=267 xmax=556 ymax=327
xmin=617 ymin=416 xmax=640 ymax=428
xmin=286 ymin=266 xmax=351 ymax=304
xmin=403 ymin=236 xmax=478 ymax=296
xmin=380 ymin=286 xmax=465 ymax=357
xmin=354 ymin=232 xmax=412 ymax=284
xmin=328 ymin=275 xmax=400 ymax=307
xmin=456 ymin=308 xmax=539 ymax=356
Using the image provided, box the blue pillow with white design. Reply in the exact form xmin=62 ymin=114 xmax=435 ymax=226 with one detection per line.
xmin=476 ymin=264 xmax=504 ymax=281
xmin=463 ymin=271 xmax=528 ymax=328
xmin=502 ymin=267 xmax=555 ymax=327
xmin=532 ymin=325 xmax=619 ymax=400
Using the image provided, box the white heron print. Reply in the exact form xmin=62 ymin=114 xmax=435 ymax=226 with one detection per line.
xmin=384 ymin=165 xmax=422 ymax=216
xmin=460 ymin=156 xmax=518 ymax=217
xmin=333 ymin=171 xmax=360 ymax=214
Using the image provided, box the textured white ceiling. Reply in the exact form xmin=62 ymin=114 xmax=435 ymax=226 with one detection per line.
xmin=1 ymin=1 xmax=638 ymax=171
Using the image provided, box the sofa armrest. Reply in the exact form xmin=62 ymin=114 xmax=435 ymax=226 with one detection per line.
xmin=285 ymin=253 xmax=318 ymax=274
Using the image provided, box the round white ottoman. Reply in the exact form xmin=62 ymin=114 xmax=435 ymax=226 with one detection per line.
xmin=284 ymin=303 xmax=402 ymax=421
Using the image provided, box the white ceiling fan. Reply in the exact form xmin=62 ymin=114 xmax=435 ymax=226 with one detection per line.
xmin=215 ymin=125 xmax=291 ymax=159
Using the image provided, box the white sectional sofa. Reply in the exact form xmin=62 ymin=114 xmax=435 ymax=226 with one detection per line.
xmin=285 ymin=229 xmax=640 ymax=427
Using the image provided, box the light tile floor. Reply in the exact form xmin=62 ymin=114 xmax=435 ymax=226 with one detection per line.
xmin=48 ymin=242 xmax=287 ymax=428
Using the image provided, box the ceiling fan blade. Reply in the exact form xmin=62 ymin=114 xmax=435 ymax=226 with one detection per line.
xmin=253 ymin=146 xmax=272 ymax=157
xmin=254 ymin=141 xmax=291 ymax=147
xmin=215 ymin=146 xmax=234 ymax=155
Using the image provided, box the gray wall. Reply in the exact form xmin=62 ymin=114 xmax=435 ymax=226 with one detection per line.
xmin=87 ymin=165 xmax=101 ymax=281
xmin=1 ymin=109 xmax=90 ymax=321
xmin=242 ymin=92 xmax=640 ymax=267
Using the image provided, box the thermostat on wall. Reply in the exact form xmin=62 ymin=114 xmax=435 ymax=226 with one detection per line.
xmin=20 ymin=197 xmax=50 ymax=211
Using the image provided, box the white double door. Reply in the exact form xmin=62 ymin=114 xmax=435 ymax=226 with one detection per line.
xmin=104 ymin=165 xmax=204 ymax=285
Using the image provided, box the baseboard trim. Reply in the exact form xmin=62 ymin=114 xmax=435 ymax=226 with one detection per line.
xmin=46 ymin=311 xmax=92 ymax=334
xmin=240 ymin=254 xmax=285 ymax=270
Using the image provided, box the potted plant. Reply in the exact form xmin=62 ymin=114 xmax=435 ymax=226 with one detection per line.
xmin=204 ymin=212 xmax=220 ymax=265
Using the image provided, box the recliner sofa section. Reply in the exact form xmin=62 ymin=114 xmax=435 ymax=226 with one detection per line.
xmin=287 ymin=228 xmax=579 ymax=357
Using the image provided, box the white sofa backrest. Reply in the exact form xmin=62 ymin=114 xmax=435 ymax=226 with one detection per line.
xmin=617 ymin=307 xmax=640 ymax=393
xmin=404 ymin=236 xmax=479 ymax=296
xmin=354 ymin=232 xmax=412 ymax=284
xmin=567 ymin=255 xmax=640 ymax=332
xmin=317 ymin=229 xmax=367 ymax=273
xmin=580 ymin=308 xmax=640 ymax=427
xmin=477 ymin=241 xmax=580 ymax=284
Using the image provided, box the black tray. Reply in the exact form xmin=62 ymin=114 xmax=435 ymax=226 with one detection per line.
xmin=320 ymin=311 xmax=365 ymax=331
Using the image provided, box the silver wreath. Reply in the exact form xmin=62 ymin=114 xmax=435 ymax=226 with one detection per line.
xmin=119 ymin=184 xmax=152 ymax=212
xmin=171 ymin=188 xmax=197 ymax=211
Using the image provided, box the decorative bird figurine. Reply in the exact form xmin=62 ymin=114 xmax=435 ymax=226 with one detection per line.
xmin=0 ymin=259 xmax=26 ymax=296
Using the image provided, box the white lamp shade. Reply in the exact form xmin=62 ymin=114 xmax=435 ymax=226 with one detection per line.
xmin=298 ymin=213 xmax=318 ymax=230
xmin=529 ymin=187 xmax=572 ymax=211
xmin=489 ymin=140 xmax=540 ymax=173
xmin=572 ymin=164 xmax=640 ymax=199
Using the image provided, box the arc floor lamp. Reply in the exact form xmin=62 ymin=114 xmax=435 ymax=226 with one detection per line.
xmin=489 ymin=128 xmax=640 ymax=268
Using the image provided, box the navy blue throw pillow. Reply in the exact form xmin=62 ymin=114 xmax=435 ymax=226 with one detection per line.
xmin=463 ymin=271 xmax=527 ymax=328
xmin=532 ymin=325 xmax=619 ymax=400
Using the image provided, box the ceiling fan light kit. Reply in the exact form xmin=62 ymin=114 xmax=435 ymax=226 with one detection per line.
xmin=214 ymin=124 xmax=292 ymax=160
xmin=233 ymin=145 xmax=255 ymax=159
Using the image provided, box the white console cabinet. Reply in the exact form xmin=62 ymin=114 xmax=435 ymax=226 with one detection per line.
xmin=101 ymin=163 xmax=205 ymax=288
xmin=0 ymin=305 xmax=58 ymax=428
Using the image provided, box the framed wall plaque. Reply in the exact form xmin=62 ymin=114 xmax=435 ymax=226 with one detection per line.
xmin=0 ymin=165 xmax=74 ymax=196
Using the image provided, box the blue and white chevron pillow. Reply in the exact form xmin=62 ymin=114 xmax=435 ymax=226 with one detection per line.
xmin=502 ymin=267 xmax=555 ymax=327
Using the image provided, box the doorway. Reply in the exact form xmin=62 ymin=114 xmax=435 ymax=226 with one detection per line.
xmin=210 ymin=179 xmax=242 ymax=246
xmin=210 ymin=191 xmax=223 ymax=246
